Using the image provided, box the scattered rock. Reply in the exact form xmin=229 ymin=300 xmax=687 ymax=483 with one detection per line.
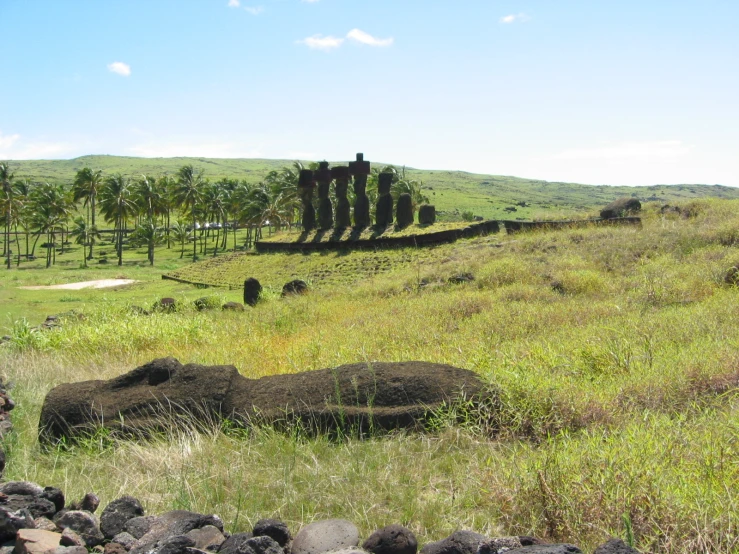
xmin=292 ymin=519 xmax=359 ymax=554
xmin=593 ymin=538 xmax=640 ymax=554
xmin=477 ymin=537 xmax=521 ymax=554
xmin=243 ymin=278 xmax=263 ymax=307
xmin=420 ymin=531 xmax=488 ymax=554
xmin=550 ymin=280 xmax=566 ymax=295
xmin=153 ymin=298 xmax=177 ymax=313
xmin=129 ymin=510 xmax=223 ymax=554
xmin=222 ymin=302 xmax=245 ymax=312
xmin=253 ymin=519 xmax=291 ymax=548
xmin=217 ymin=532 xmax=255 ymax=554
xmin=55 ymin=510 xmax=105 ymax=547
xmin=69 ymin=492 xmax=100 ymax=514
xmin=153 ymin=534 xmax=195 ymax=554
xmin=0 ymin=482 xmax=44 ymax=497
xmin=600 ymin=198 xmax=641 ymax=219
xmin=61 ymin=527 xmax=85 ymax=547
xmin=125 ymin=516 xmax=159 ymax=539
xmin=105 ymin=543 xmax=129 ymax=554
xmin=112 ymin=532 xmax=138 ymax=550
xmin=724 ymin=264 xmax=739 ymax=286
xmin=0 ymin=507 xmax=34 ymax=542
xmin=418 ymin=205 xmax=436 ymax=225
xmin=1 ymin=494 xmax=56 ymax=518
xmin=281 ymin=280 xmax=308 ymax=297
xmin=362 ymin=524 xmax=417 ymax=554
xmin=14 ymin=528 xmax=61 ymax=554
xmin=194 ymin=298 xmax=216 ymax=311
xmin=518 ymin=538 xmax=547 ymax=547
xmin=34 ymin=517 xmax=59 ymax=532
xmin=186 ymin=525 xmax=226 ymax=550
xmin=40 ymin=487 xmax=65 ymax=513
xmin=101 ymin=496 xmax=145 ymax=539
xmin=506 ymin=546 xmax=581 ymax=554
xmin=447 ymin=273 xmax=474 ymax=285
xmin=50 ymin=547 xmax=88 ymax=554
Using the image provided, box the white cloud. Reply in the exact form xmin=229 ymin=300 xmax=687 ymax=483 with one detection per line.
xmin=228 ymin=0 xmax=240 ymax=6
xmin=0 ymin=132 xmax=76 ymax=160
xmin=346 ymin=28 xmax=394 ymax=47
xmin=0 ymin=131 xmax=20 ymax=151
xmin=298 ymin=34 xmax=345 ymax=51
xmin=107 ymin=62 xmax=131 ymax=77
xmin=244 ymin=5 xmax=264 ymax=15
xmin=551 ymin=140 xmax=692 ymax=162
xmin=128 ymin=141 xmax=263 ymax=159
xmin=500 ymin=13 xmax=530 ymax=24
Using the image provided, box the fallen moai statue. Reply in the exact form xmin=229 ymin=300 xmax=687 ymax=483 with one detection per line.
xmin=39 ymin=358 xmax=488 ymax=443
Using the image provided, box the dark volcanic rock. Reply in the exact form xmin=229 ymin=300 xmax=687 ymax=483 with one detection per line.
xmin=217 ymin=532 xmax=255 ymax=554
xmin=154 ymin=298 xmax=177 ymax=313
xmin=253 ymin=519 xmax=291 ymax=548
xmin=281 ymin=280 xmax=308 ymax=297
xmin=39 ymin=358 xmax=487 ymax=441
xmin=129 ymin=510 xmax=223 ymax=554
xmin=101 ymin=496 xmax=145 ymax=539
xmin=600 ymin=198 xmax=641 ymax=219
xmin=420 ymin=531 xmax=488 ymax=554
xmin=291 ymin=519 xmax=359 ymax=554
xmin=418 ymin=205 xmax=436 ymax=225
xmin=222 ymin=302 xmax=245 ymax=312
xmin=396 ymin=194 xmax=414 ymax=229
xmin=186 ymin=525 xmax=225 ymax=550
xmin=0 ymin=482 xmax=44 ymax=497
xmin=362 ymin=525 xmax=417 ymax=554
xmin=507 ymin=546 xmax=581 ymax=554
xmin=2 ymin=495 xmax=56 ymax=519
xmin=126 ymin=516 xmax=159 ymax=539
xmin=593 ymin=538 xmax=640 ymax=554
xmin=55 ymin=510 xmax=105 ymax=547
xmin=41 ymin=487 xmax=65 ymax=513
xmin=0 ymin=507 xmax=35 ymax=542
xmin=243 ymin=278 xmax=263 ymax=307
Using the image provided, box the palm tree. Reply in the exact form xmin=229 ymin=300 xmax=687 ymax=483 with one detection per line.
xmin=0 ymin=162 xmax=16 ymax=269
xmin=157 ymin=175 xmax=176 ymax=248
xmin=133 ymin=174 xmax=164 ymax=222
xmin=99 ymin=174 xmax=135 ymax=266
xmin=72 ymin=167 xmax=104 ymax=259
xmin=28 ymin=183 xmax=73 ymax=268
xmin=69 ymin=216 xmax=101 ymax=268
xmin=169 ymin=220 xmax=191 ymax=258
xmin=130 ymin=219 xmax=163 ymax=265
xmin=173 ymin=165 xmax=204 ymax=261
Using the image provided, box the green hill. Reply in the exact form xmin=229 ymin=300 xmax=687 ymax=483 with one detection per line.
xmin=6 ymin=155 xmax=739 ymax=220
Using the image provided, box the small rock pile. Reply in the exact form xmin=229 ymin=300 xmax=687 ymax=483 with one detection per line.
xmin=0 ymin=482 xmax=641 ymax=554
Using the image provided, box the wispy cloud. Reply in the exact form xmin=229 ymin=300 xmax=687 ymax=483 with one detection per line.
xmin=346 ymin=29 xmax=393 ymax=47
xmin=227 ymin=0 xmax=240 ymax=7
xmin=244 ymin=5 xmax=264 ymax=15
xmin=107 ymin=61 xmax=131 ymax=77
xmin=298 ymin=34 xmax=345 ymax=51
xmin=0 ymin=131 xmax=20 ymax=151
xmin=500 ymin=13 xmax=530 ymax=24
xmin=551 ymin=140 xmax=692 ymax=161
xmin=298 ymin=28 xmax=393 ymax=51
xmin=0 ymin=131 xmax=76 ymax=159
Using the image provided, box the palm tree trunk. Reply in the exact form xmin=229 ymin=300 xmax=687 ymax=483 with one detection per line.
xmin=192 ymin=214 xmax=197 ymax=261
xmin=90 ymin=194 xmax=96 ymax=259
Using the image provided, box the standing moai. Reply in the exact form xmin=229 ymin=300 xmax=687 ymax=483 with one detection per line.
xmin=315 ymin=161 xmax=334 ymax=231
xmin=298 ymin=169 xmax=316 ymax=232
xmin=418 ymin=204 xmax=436 ymax=225
xmin=375 ymin=172 xmax=394 ymax=228
xmin=331 ymin=166 xmax=351 ymax=228
xmin=349 ymin=153 xmax=371 ymax=228
xmin=396 ymin=193 xmax=414 ymax=228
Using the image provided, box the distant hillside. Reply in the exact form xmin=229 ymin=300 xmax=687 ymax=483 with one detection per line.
xmin=7 ymin=155 xmax=739 ymax=220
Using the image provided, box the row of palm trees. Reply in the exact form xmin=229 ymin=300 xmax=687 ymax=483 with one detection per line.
xmin=0 ymin=160 xmax=429 ymax=268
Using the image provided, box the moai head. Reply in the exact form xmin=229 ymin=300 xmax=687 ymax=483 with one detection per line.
xmin=378 ymin=172 xmax=394 ymax=195
xmin=349 ymin=153 xmax=371 ymax=178
xmin=315 ymin=161 xmax=332 ymax=183
xmin=298 ymin=169 xmax=315 ymax=189
xmin=331 ymin=166 xmax=350 ymax=182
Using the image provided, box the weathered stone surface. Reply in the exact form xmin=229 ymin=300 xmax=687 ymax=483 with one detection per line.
xmin=253 ymin=519 xmax=291 ymax=548
xmin=105 ymin=543 xmax=129 ymax=554
xmin=506 ymin=546 xmax=581 ymax=554
xmin=282 ymin=280 xmax=308 ymax=297
xmin=2 ymin=495 xmax=56 ymax=519
xmin=125 ymin=516 xmax=159 ymax=539
xmin=477 ymin=537 xmax=522 ymax=554
xmin=153 ymin=298 xmax=177 ymax=312
xmin=15 ymin=528 xmax=61 ymax=554
xmin=33 ymin=516 xmax=59 ymax=532
xmin=0 ymin=507 xmax=34 ymax=542
xmin=129 ymin=511 xmax=223 ymax=554
xmin=228 ymin=536 xmax=283 ymax=554
xmin=40 ymin=487 xmax=65 ymax=513
xmin=375 ymin=173 xmax=394 ymax=228
xmin=40 ymin=358 xmax=487 ymax=441
xmin=593 ymin=538 xmax=640 ymax=554
xmin=154 ymin=534 xmax=195 ymax=554
xmin=243 ymin=278 xmax=263 ymax=307
xmin=350 ymin=154 xmax=371 ymax=229
xmin=186 ymin=525 xmax=225 ymax=550
xmin=60 ymin=527 xmax=85 ymax=546
xmin=101 ymin=496 xmax=145 ymax=539
xmin=324 ymin=549 xmax=367 ymax=554
xmin=332 ymin=167 xmax=351 ymax=229
xmin=55 ymin=510 xmax=104 ymax=547
xmin=292 ymin=519 xmax=359 ymax=554
xmin=600 ymin=198 xmax=641 ymax=219
xmin=217 ymin=532 xmax=255 ymax=554
xmin=362 ymin=524 xmax=417 ymax=554
xmin=0 ymin=482 xmax=44 ymax=497
xmin=420 ymin=531 xmax=488 ymax=554
xmin=395 ymin=194 xmax=413 ymax=229
xmin=50 ymin=547 xmax=88 ymax=554
xmin=222 ymin=302 xmax=245 ymax=312
xmin=68 ymin=492 xmax=99 ymax=514
xmin=112 ymin=531 xmax=138 ymax=550
xmin=316 ymin=162 xmax=334 ymax=231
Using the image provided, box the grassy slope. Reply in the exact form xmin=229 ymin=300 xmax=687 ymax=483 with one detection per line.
xmin=8 ymin=155 xmax=739 ymax=221
xmin=1 ymin=199 xmax=738 ymax=553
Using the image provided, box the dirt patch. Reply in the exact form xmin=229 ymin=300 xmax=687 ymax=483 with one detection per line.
xmin=19 ymin=279 xmax=139 ymax=291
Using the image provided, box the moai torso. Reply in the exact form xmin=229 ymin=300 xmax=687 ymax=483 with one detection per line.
xmin=298 ymin=169 xmax=316 ymax=232
xmin=396 ymin=193 xmax=414 ymax=228
xmin=349 ymin=153 xmax=371 ymax=228
xmin=315 ymin=161 xmax=334 ymax=231
xmin=331 ymin=166 xmax=351 ymax=229
xmin=375 ymin=172 xmax=394 ymax=228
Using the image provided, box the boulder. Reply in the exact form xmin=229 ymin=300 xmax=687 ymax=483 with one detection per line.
xmin=222 ymin=302 xmax=245 ymax=312
xmin=60 ymin=527 xmax=85 ymax=547
xmin=724 ymin=264 xmax=739 ymax=286
xmin=49 ymin=547 xmax=88 ymax=554
xmin=153 ymin=298 xmax=177 ymax=313
xmin=68 ymin=492 xmax=99 ymax=513
xmin=186 ymin=525 xmax=226 ymax=550
xmin=1 ymin=495 xmax=56 ymax=519
xmin=39 ymin=358 xmax=488 ymax=441
xmin=125 ymin=515 xmax=159 ymax=539
xmin=600 ymin=198 xmax=641 ymax=219
xmin=0 ymin=508 xmax=35 ymax=542
xmin=291 ymin=519 xmax=359 ymax=554
xmin=476 ymin=537 xmax=522 ymax=554
xmin=111 ymin=531 xmax=138 ymax=550
xmin=420 ymin=531 xmax=488 ymax=554
xmin=506 ymin=546 xmax=581 ymax=554
xmin=243 ymin=278 xmax=263 ymax=307
xmin=14 ymin=529 xmax=61 ymax=554
xmin=0 ymin=482 xmax=44 ymax=497
xmin=153 ymin=534 xmax=195 ymax=554
xmin=225 ymin=536 xmax=282 ymax=554
xmin=281 ymin=280 xmax=308 ymax=297
xmin=105 ymin=543 xmax=129 ymax=554
xmin=362 ymin=524 xmax=417 ymax=554
xmin=218 ymin=532 xmax=255 ymax=554
xmin=253 ymin=519 xmax=291 ymax=548
xmin=54 ymin=510 xmax=104 ymax=547
xmin=128 ymin=510 xmax=223 ymax=554
xmin=33 ymin=517 xmax=59 ymax=532
xmin=593 ymin=538 xmax=640 ymax=554
xmin=447 ymin=273 xmax=474 ymax=285
xmin=100 ymin=496 xmax=145 ymax=539
xmin=41 ymin=487 xmax=65 ymax=513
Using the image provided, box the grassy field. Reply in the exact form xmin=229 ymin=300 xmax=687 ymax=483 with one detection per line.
xmin=8 ymin=155 xmax=739 ymax=221
xmin=0 ymin=198 xmax=738 ymax=553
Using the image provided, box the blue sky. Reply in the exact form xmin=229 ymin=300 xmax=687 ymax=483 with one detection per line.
xmin=1 ymin=0 xmax=737 ymax=186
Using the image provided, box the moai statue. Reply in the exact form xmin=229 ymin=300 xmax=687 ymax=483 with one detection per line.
xmin=418 ymin=204 xmax=436 ymax=225
xmin=315 ymin=161 xmax=334 ymax=231
xmin=396 ymin=193 xmax=413 ymax=228
xmin=375 ymin=172 xmax=394 ymax=228
xmin=298 ymin=169 xmax=316 ymax=232
xmin=349 ymin=153 xmax=371 ymax=228
xmin=331 ymin=166 xmax=351 ymax=228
